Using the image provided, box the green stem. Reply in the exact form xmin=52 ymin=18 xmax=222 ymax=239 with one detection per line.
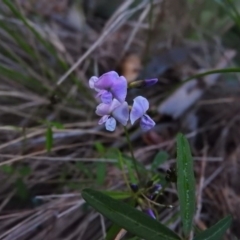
xmin=124 ymin=126 xmax=140 ymax=181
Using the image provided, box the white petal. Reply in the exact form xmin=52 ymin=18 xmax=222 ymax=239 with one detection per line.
xmin=109 ymin=98 xmax=121 ymax=113
xmin=112 ymin=101 xmax=129 ymax=126
xmin=89 ymin=76 xmax=98 ymax=89
xmin=105 ymin=117 xmax=116 ymax=131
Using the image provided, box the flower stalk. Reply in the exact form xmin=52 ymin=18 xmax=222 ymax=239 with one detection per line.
xmin=124 ymin=126 xmax=140 ymax=181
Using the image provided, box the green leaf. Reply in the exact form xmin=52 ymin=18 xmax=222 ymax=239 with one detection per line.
xmin=105 ymin=224 xmax=122 ymax=240
xmin=94 ymin=142 xmax=105 ymax=155
xmin=176 ymin=133 xmax=195 ymax=236
xmin=151 ymin=151 xmax=169 ymax=170
xmin=15 ymin=178 xmax=29 ymax=200
xmin=0 ymin=165 xmax=14 ymax=174
xmin=96 ymin=162 xmax=106 ymax=185
xmin=51 ymin=122 xmax=64 ymax=129
xmin=101 ymin=191 xmax=131 ymax=199
xmin=82 ymin=188 xmax=181 ymax=240
xmin=45 ymin=126 xmax=53 ymax=153
xmin=193 ymin=215 xmax=232 ymax=240
xmin=18 ymin=166 xmax=31 ymax=177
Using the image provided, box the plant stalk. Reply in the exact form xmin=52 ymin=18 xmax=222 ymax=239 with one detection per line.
xmin=124 ymin=126 xmax=140 ymax=181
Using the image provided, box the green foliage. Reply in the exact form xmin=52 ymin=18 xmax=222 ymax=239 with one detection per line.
xmin=96 ymin=162 xmax=107 ymax=185
xmin=82 ymin=188 xmax=181 ymax=240
xmin=176 ymin=133 xmax=196 ymax=237
xmin=151 ymin=151 xmax=169 ymax=171
xmin=105 ymin=224 xmax=122 ymax=240
xmin=215 ymin=0 xmax=240 ymax=29
xmin=15 ymin=178 xmax=29 ymax=200
xmin=44 ymin=121 xmax=64 ymax=153
xmin=193 ymin=215 xmax=232 ymax=240
xmin=94 ymin=142 xmax=106 ymax=155
xmin=18 ymin=166 xmax=32 ymax=177
xmin=101 ymin=191 xmax=131 ymax=199
xmin=0 ymin=165 xmax=14 ymax=174
xmin=45 ymin=126 xmax=53 ymax=153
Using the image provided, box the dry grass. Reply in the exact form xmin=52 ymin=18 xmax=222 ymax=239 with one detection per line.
xmin=0 ymin=0 xmax=240 ymax=239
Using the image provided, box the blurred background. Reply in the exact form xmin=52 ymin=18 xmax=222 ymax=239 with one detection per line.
xmin=0 ymin=0 xmax=240 ymax=239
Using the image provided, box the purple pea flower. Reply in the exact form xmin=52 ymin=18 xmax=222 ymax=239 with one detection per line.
xmin=89 ymin=71 xmax=127 ymax=104
xmin=130 ymin=96 xmax=155 ymax=131
xmin=96 ymin=99 xmax=129 ymax=131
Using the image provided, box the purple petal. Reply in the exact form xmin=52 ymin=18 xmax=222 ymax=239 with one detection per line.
xmin=101 ymin=91 xmax=113 ymax=104
xmin=105 ymin=117 xmax=116 ymax=131
xmin=109 ymin=99 xmax=121 ymax=113
xmin=96 ymin=89 xmax=107 ymax=99
xmin=112 ymin=101 xmax=129 ymax=126
xmin=94 ymin=71 xmax=119 ymax=90
xmin=144 ymin=209 xmax=156 ymax=219
xmin=96 ymin=103 xmax=110 ymax=116
xmin=98 ymin=115 xmax=109 ymax=125
xmin=89 ymin=76 xmax=98 ymax=89
xmin=140 ymin=114 xmax=155 ymax=131
xmin=111 ymin=76 xmax=127 ymax=103
xmin=130 ymin=96 xmax=149 ymax=124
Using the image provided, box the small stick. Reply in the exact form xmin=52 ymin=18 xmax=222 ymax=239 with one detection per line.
xmin=114 ymin=228 xmax=127 ymax=240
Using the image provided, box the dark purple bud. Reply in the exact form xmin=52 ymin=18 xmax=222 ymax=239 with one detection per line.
xmin=130 ymin=183 xmax=138 ymax=192
xmin=152 ymin=184 xmax=162 ymax=193
xmin=144 ymin=209 xmax=156 ymax=219
xmin=143 ymin=78 xmax=158 ymax=87
xmin=128 ymin=78 xmax=158 ymax=89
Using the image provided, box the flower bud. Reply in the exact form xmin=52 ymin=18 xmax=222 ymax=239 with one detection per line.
xmin=128 ymin=78 xmax=158 ymax=89
xmin=130 ymin=183 xmax=139 ymax=192
xmin=144 ymin=209 xmax=156 ymax=219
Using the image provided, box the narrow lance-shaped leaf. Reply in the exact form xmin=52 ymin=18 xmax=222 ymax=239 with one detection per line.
xmin=176 ymin=133 xmax=195 ymax=236
xmin=193 ymin=215 xmax=232 ymax=240
xmin=82 ymin=188 xmax=181 ymax=240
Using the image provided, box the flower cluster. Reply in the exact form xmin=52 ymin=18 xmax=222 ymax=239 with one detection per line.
xmin=130 ymin=182 xmax=162 ymax=219
xmin=89 ymin=71 xmax=157 ymax=131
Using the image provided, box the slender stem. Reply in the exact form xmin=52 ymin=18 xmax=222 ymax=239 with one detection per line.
xmin=118 ymin=150 xmax=131 ymax=191
xmin=141 ymin=194 xmax=173 ymax=208
xmin=124 ymin=126 xmax=140 ymax=180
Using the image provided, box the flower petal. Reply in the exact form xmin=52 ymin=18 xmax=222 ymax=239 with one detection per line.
xmin=105 ymin=117 xmax=116 ymax=131
xmin=96 ymin=89 xmax=107 ymax=98
xmin=140 ymin=114 xmax=155 ymax=131
xmin=94 ymin=71 xmax=119 ymax=90
xmin=109 ymin=98 xmax=121 ymax=113
xmin=95 ymin=103 xmax=110 ymax=116
xmin=111 ymin=76 xmax=127 ymax=102
xmin=89 ymin=76 xmax=98 ymax=89
xmin=112 ymin=101 xmax=129 ymax=126
xmin=101 ymin=91 xmax=113 ymax=104
xmin=130 ymin=96 xmax=149 ymax=124
xmin=98 ymin=115 xmax=109 ymax=125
